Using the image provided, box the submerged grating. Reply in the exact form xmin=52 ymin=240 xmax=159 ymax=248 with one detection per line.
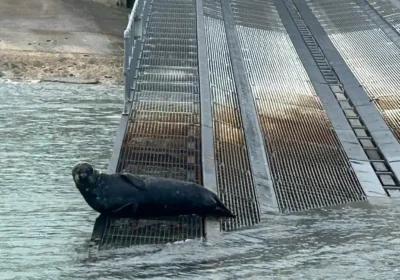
xmin=231 ymin=0 xmax=365 ymax=212
xmin=100 ymin=0 xmax=204 ymax=249
xmin=99 ymin=216 xmax=202 ymax=250
xmin=203 ymin=0 xmax=261 ymax=230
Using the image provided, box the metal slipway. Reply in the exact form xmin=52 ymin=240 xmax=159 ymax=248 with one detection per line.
xmin=89 ymin=0 xmax=400 ymax=254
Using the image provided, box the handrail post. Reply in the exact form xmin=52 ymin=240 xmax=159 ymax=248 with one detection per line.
xmin=122 ymin=0 xmax=142 ymax=115
xmin=134 ymin=14 xmax=142 ymax=39
xmin=129 ymin=19 xmax=134 ymax=102
xmin=123 ymin=30 xmax=131 ymax=115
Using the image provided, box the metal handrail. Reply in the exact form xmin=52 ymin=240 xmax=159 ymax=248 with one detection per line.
xmin=123 ymin=0 xmax=143 ymax=114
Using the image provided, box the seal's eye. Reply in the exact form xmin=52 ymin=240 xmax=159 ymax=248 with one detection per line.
xmin=80 ymin=164 xmax=93 ymax=175
xmin=72 ymin=162 xmax=95 ymax=183
xmin=87 ymin=166 xmax=93 ymax=175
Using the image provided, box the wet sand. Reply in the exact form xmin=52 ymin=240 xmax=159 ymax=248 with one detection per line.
xmin=0 ymin=0 xmax=130 ymax=85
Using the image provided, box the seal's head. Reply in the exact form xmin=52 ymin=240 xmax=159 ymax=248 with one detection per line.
xmin=72 ymin=162 xmax=99 ymax=187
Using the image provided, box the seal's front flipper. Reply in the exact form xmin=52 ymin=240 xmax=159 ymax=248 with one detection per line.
xmin=119 ymin=173 xmax=147 ymax=190
xmin=112 ymin=202 xmax=138 ymax=214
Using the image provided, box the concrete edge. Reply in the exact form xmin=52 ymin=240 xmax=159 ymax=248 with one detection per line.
xmin=221 ymin=0 xmax=279 ymax=213
xmin=196 ymin=0 xmax=221 ymax=238
xmin=107 ymin=0 xmax=150 ymax=174
xmin=108 ymin=108 xmax=131 ymax=173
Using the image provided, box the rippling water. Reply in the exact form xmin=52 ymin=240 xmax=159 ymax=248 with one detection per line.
xmin=1 ymin=79 xmax=400 ymax=280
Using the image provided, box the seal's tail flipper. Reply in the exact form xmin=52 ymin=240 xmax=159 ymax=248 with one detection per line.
xmin=214 ymin=206 xmax=236 ymax=218
xmin=214 ymin=199 xmax=236 ymax=218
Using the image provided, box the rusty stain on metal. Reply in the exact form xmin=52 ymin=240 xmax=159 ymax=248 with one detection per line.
xmin=98 ymin=0 xmax=204 ymax=249
xmin=307 ymin=0 xmax=400 ymax=144
xmin=374 ymin=96 xmax=400 ymax=142
xmin=204 ymin=0 xmax=261 ymax=231
xmin=232 ymin=0 xmax=365 ymax=212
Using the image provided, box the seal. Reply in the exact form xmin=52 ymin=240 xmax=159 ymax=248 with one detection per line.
xmin=72 ymin=162 xmax=236 ymax=219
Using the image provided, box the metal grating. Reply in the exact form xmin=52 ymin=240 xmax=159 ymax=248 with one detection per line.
xmin=305 ymin=0 xmax=377 ymax=33
xmin=367 ymin=0 xmax=400 ymax=33
xmin=203 ymin=0 xmax=261 ymax=231
xmin=99 ymin=216 xmax=202 ymax=250
xmin=286 ymin=0 xmax=399 ymax=191
xmin=231 ymin=1 xmax=284 ymax=32
xmin=101 ymin=0 xmax=204 ymax=249
xmin=306 ymin=0 xmax=400 ymax=144
xmin=231 ymin=0 xmax=365 ymax=212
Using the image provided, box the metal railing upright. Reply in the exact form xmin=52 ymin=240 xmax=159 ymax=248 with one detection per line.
xmin=123 ymin=1 xmax=143 ymax=115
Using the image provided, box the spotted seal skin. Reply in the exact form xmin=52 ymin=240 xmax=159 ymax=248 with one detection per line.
xmin=72 ymin=162 xmax=236 ymax=219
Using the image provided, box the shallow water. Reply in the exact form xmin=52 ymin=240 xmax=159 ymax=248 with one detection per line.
xmin=1 ymin=79 xmax=400 ymax=279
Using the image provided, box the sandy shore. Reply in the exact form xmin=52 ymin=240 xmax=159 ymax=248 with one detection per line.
xmin=0 ymin=0 xmax=129 ymax=85
xmin=0 ymin=50 xmax=124 ymax=85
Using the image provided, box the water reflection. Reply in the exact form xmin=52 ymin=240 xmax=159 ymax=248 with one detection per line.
xmin=0 ymin=80 xmax=400 ymax=279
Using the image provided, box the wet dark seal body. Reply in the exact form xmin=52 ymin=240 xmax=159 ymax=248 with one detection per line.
xmin=72 ymin=163 xmax=236 ymax=219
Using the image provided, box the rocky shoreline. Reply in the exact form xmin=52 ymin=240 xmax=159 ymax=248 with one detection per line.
xmin=0 ymin=50 xmax=124 ymax=85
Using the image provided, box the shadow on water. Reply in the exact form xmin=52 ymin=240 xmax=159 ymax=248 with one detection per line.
xmin=1 ymin=79 xmax=400 ymax=279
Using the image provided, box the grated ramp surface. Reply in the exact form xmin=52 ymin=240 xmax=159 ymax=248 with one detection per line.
xmin=92 ymin=0 xmax=400 ymax=252
xmin=367 ymin=0 xmax=400 ymax=33
xmin=202 ymin=0 xmax=261 ymax=230
xmin=101 ymin=0 xmax=204 ymax=249
xmin=99 ymin=216 xmax=202 ymax=250
xmin=281 ymin=0 xmax=393 ymax=194
xmin=305 ymin=0 xmax=400 ymax=181
xmin=230 ymin=0 xmax=365 ymax=212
